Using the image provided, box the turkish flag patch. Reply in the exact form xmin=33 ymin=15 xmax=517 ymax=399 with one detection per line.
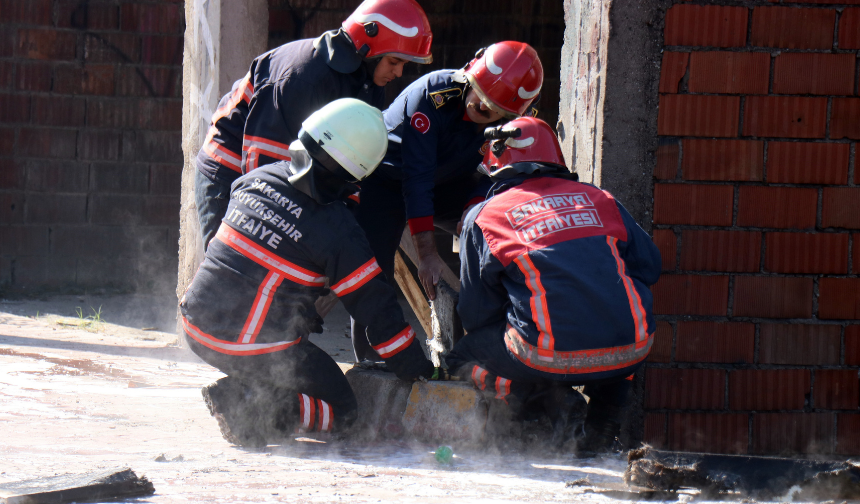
xmin=410 ymin=111 xmax=430 ymax=134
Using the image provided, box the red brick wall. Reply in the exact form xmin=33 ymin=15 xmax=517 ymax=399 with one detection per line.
xmin=267 ymin=0 xmax=564 ymax=129
xmin=0 ymin=0 xmax=184 ymax=293
xmin=647 ymin=2 xmax=860 ymax=455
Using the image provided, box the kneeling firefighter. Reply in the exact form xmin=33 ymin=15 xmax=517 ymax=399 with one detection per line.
xmin=180 ymin=99 xmax=433 ymax=447
xmin=445 ymin=116 xmax=661 ymax=456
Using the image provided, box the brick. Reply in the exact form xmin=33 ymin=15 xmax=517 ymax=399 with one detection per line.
xmin=343 ymin=368 xmax=413 ymax=441
xmin=676 ymin=321 xmax=754 ymax=364
xmin=0 ymin=226 xmax=49 ymax=256
xmin=822 ymin=188 xmax=860 ymax=229
xmin=84 ymin=33 xmax=140 ymax=64
xmin=773 ymin=53 xmax=855 ymax=96
xmin=16 ymin=62 xmax=52 ymax=92
xmin=76 ymin=256 xmax=140 ymax=287
xmin=51 ymin=226 xmax=167 ymax=257
xmin=17 ymin=129 xmax=77 ymax=159
xmin=658 ymin=52 xmax=689 ymax=93
xmin=0 ymin=159 xmax=24 ymax=189
xmin=668 ymin=413 xmax=748 ymax=454
xmin=17 ymin=29 xmax=78 ymax=60
xmin=653 ymin=229 xmax=676 ymax=271
xmin=737 ymin=187 xmax=817 ymax=229
xmin=140 ymin=35 xmax=183 ymax=65
xmin=54 ymin=64 xmax=115 ymax=96
xmin=86 ymin=99 xmax=140 ymax=129
xmin=0 ymin=61 xmax=11 ymax=90
xmin=91 ymin=163 xmax=149 ymax=193
xmin=645 ymin=368 xmax=726 ymax=410
xmin=143 ymin=195 xmax=180 ymax=226
xmin=751 ymin=7 xmax=836 ymax=49
xmin=25 ymin=160 xmax=89 ymax=193
xmin=816 ymin=370 xmax=859 ymax=410
xmin=839 ymin=8 xmax=860 ymax=49
xmin=831 ymin=98 xmax=860 ymax=140
xmin=743 ymin=97 xmax=828 ymax=139
xmin=31 ymin=96 xmax=86 ymax=127
xmin=688 ymin=52 xmax=770 ymax=95
xmin=658 ymin=95 xmax=740 ymax=138
xmin=0 ymin=194 xmax=25 ymax=224
xmin=664 ymin=5 xmax=748 ymax=47
xmin=402 ymin=380 xmax=487 ymax=444
xmin=643 ymin=413 xmax=667 ymax=449
xmin=0 ymin=28 xmax=13 ymax=58
xmin=767 ymin=142 xmax=849 ymax=185
xmin=0 ymin=128 xmax=13 ymax=155
xmin=649 ymin=321 xmax=673 ymax=363
xmin=121 ymin=3 xmax=183 ymax=33
xmin=765 ymin=232 xmax=848 ymax=274
xmin=1 ymin=0 xmax=53 ymax=25
xmin=89 ymin=194 xmax=144 ymax=225
xmin=682 ymin=139 xmax=763 ymax=182
xmin=122 ymin=131 xmax=182 ymax=163
xmin=654 ymin=142 xmax=679 ymax=180
xmin=13 ymin=255 xmax=77 ymax=287
xmin=24 ymin=194 xmax=88 ymax=224
xmin=652 ymin=274 xmax=730 ymax=316
xmin=0 ymin=94 xmax=30 ymax=123
xmin=848 ymin=326 xmax=860 ymax=365
xmin=138 ymin=100 xmax=182 ymax=130
xmin=855 ymin=234 xmax=860 ymax=274
xmin=680 ymin=230 xmax=761 ymax=272
xmin=819 ymin=278 xmax=860 ymax=319
xmin=759 ymin=324 xmax=841 ymax=365
xmin=837 ymin=414 xmax=860 ymax=455
xmin=149 ymin=164 xmax=181 ymax=195
xmin=733 ymin=276 xmax=814 ymax=318
xmin=653 ymin=184 xmax=733 ymax=226
xmin=116 ymin=66 xmax=182 ymax=98
xmin=730 ymin=370 xmax=810 ymax=410
xmin=78 ymin=131 xmax=121 ymax=161
xmin=753 ymin=413 xmax=833 ymax=455
xmin=57 ymin=0 xmax=119 ymax=30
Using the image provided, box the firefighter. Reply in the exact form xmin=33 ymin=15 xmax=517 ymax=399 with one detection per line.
xmin=445 ymin=116 xmax=661 ymax=456
xmin=351 ymin=41 xmax=544 ymax=361
xmin=181 ymin=99 xmax=434 ymax=447
xmin=195 ymin=0 xmax=433 ymax=251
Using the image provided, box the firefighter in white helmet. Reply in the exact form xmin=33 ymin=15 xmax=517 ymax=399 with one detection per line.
xmin=181 ymin=99 xmax=433 ymax=447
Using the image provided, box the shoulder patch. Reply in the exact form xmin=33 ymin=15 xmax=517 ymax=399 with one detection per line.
xmin=410 ymin=112 xmax=430 ymax=134
xmin=428 ymin=87 xmax=463 ymax=109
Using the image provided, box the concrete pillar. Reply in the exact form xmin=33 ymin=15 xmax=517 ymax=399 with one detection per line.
xmin=176 ymin=0 xmax=268 ymax=316
xmin=558 ymin=0 xmax=668 ymax=446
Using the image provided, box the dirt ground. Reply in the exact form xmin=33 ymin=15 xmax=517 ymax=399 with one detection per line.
xmin=0 ymin=293 xmax=715 ymax=503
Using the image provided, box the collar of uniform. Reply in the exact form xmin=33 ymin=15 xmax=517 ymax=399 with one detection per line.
xmin=315 ymin=29 xmax=363 ymax=74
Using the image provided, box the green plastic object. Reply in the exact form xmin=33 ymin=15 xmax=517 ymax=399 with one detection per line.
xmin=434 ymin=445 xmax=454 ymax=464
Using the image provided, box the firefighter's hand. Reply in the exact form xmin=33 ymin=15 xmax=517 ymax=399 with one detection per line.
xmin=412 ymin=230 xmax=443 ymax=300
xmin=417 ymin=253 xmax=445 ymax=300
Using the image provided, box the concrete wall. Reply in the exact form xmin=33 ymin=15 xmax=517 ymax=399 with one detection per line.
xmin=645 ymin=2 xmax=860 ymax=455
xmin=0 ymin=0 xmax=185 ymax=295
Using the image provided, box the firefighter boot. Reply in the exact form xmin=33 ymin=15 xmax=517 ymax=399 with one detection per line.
xmin=542 ymin=385 xmax=588 ymax=450
xmin=201 ymin=376 xmax=268 ymax=448
xmin=575 ymin=399 xmax=623 ymax=458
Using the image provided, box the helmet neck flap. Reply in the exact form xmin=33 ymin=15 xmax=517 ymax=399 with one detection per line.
xmin=288 ymin=134 xmax=359 ymax=205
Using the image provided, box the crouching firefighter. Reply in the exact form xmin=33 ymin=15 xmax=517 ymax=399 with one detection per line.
xmin=180 ymin=99 xmax=434 ymax=447
xmin=445 ymin=116 xmax=661 ymax=456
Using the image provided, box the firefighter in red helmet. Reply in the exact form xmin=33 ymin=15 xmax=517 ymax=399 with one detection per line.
xmin=350 ymin=41 xmax=544 ymax=361
xmin=195 ymin=0 xmax=433 ymax=252
xmin=446 ymin=116 xmax=662 ymax=457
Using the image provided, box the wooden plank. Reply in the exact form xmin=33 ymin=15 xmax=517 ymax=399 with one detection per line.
xmin=0 ymin=467 xmax=154 ymax=504
xmin=393 ymin=250 xmax=432 ymax=339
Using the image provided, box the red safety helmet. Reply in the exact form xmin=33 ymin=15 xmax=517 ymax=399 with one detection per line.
xmin=343 ymin=0 xmax=433 ymax=64
xmin=464 ymin=41 xmax=543 ymax=118
xmin=479 ymin=116 xmax=567 ymax=180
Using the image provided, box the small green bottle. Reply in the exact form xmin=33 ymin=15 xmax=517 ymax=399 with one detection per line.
xmin=434 ymin=445 xmax=454 ymax=464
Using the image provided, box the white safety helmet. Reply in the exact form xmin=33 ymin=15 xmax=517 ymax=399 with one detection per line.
xmin=299 ymin=98 xmax=388 ymax=182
